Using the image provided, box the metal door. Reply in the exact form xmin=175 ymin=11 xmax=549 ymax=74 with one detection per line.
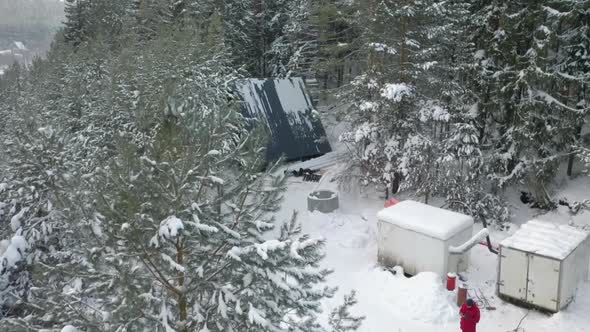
xmin=527 ymin=254 xmax=560 ymax=311
xmin=499 ymin=247 xmax=528 ymax=301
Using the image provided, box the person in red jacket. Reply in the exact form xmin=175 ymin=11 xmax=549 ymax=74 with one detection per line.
xmin=460 ymin=298 xmax=480 ymax=332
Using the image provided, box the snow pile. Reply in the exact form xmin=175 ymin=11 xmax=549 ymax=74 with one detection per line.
xmin=63 ymin=278 xmax=83 ymax=295
xmin=360 ymin=268 xmax=458 ymax=325
xmin=419 ymin=103 xmax=450 ymax=122
xmin=10 ymin=208 xmax=28 ymax=231
xmin=380 ymin=83 xmax=412 ymax=102
xmin=0 ymin=235 xmax=28 ymax=272
xmin=359 ymin=101 xmax=377 ymax=111
xmin=159 ymin=216 xmax=184 ymax=239
xmin=306 ymin=210 xmax=375 ymax=250
xmin=353 ymin=122 xmax=373 ymax=143
xmin=254 ymin=240 xmax=286 ymax=260
xmin=369 ymin=42 xmax=396 ymax=55
xmin=61 ymin=326 xmax=79 ymax=332
xmin=377 ymin=200 xmax=473 ymax=240
xmin=474 ymin=49 xmax=486 ymax=60
xmin=500 ymin=220 xmax=588 ymax=259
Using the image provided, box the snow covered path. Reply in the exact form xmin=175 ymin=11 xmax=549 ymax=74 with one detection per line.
xmin=278 ymin=175 xmax=590 ymax=332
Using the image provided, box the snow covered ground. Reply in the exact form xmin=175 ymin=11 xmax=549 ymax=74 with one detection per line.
xmin=277 ymin=167 xmax=590 ymax=332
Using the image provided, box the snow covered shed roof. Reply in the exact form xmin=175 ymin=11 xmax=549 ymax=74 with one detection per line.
xmin=500 ymin=220 xmax=589 ymax=260
xmin=13 ymin=41 xmax=26 ymax=51
xmin=377 ymin=200 xmax=473 ymax=240
xmin=233 ymin=78 xmax=331 ymax=162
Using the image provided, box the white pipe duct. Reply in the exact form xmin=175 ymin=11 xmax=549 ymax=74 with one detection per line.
xmin=449 ymin=228 xmax=490 ymax=254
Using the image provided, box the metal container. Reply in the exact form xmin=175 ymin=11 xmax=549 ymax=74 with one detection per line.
xmin=377 ymin=200 xmax=474 ymax=277
xmin=497 ymin=220 xmax=590 ymax=312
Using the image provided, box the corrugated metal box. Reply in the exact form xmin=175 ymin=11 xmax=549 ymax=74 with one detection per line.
xmin=234 ymin=78 xmax=332 ymax=162
xmin=377 ymin=200 xmax=474 ymax=276
xmin=498 ymin=220 xmax=590 ymax=312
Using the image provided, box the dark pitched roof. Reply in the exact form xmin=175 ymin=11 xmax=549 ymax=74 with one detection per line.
xmin=235 ymin=78 xmax=332 ymax=162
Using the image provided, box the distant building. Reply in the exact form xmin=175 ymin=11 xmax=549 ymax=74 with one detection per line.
xmin=0 ymin=41 xmax=31 ymax=68
xmin=13 ymin=41 xmax=27 ymax=51
xmin=233 ymin=78 xmax=332 ymax=162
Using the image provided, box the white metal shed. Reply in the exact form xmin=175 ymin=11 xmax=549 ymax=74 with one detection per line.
xmin=377 ymin=200 xmax=474 ymax=276
xmin=498 ymin=220 xmax=590 ymax=312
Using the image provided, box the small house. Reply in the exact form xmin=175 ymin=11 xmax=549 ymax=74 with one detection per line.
xmin=12 ymin=41 xmax=27 ymax=52
xmin=498 ymin=220 xmax=589 ymax=312
xmin=0 ymin=42 xmax=30 ymax=68
xmin=377 ymin=200 xmax=474 ymax=276
xmin=234 ymin=78 xmax=332 ymax=162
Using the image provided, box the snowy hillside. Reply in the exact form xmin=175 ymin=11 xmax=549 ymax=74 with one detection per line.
xmin=1 ymin=0 xmax=589 ymax=330
xmin=278 ymin=161 xmax=590 ymax=332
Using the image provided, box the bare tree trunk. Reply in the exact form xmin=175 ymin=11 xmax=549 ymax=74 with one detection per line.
xmin=567 ymin=84 xmax=583 ymax=177
xmin=567 ymin=151 xmax=575 ymax=177
xmin=399 ymin=16 xmax=407 ymax=82
xmin=528 ymin=176 xmax=553 ymax=210
xmin=177 ymin=238 xmax=188 ymax=332
xmin=391 ymin=172 xmax=401 ymax=194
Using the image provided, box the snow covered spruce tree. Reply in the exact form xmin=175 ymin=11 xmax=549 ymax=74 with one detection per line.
xmin=311 ymin=0 xmax=362 ymax=89
xmin=0 ymin=32 xmax=125 ymax=325
xmin=338 ymin=1 xmax=458 ymax=197
xmin=466 ymin=0 xmax=588 ymax=208
xmin=267 ymin=0 xmax=319 ymax=78
xmin=337 ymin=0 xmax=511 ymax=225
xmin=1 ymin=26 xmax=359 ymax=331
xmin=338 ymin=0 xmax=432 ymax=195
xmin=328 ymin=291 xmax=364 ymax=332
xmin=0 ymin=56 xmax=76 ymax=321
xmin=547 ymin=0 xmax=590 ymax=176
xmin=223 ymin=0 xmax=318 ymax=78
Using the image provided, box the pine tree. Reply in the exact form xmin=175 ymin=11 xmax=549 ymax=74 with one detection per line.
xmin=0 ymin=57 xmax=72 ymax=321
xmin=223 ymin=0 xmax=319 ymax=78
xmin=340 ymin=0 xmax=457 ymax=199
xmin=339 ymin=0 xmax=428 ymax=192
xmin=313 ymin=0 xmax=360 ymax=88
xmin=267 ymin=0 xmax=319 ymax=78
xmin=63 ymin=0 xmax=91 ymax=45
xmin=0 ymin=12 xmax=356 ymax=328
xmin=547 ymin=0 xmax=590 ymax=175
xmin=465 ymin=0 xmax=587 ymax=208
xmin=64 ymin=0 xmax=131 ymax=46
xmin=328 ymin=291 xmax=365 ymax=332
xmin=222 ymin=0 xmax=259 ymax=75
